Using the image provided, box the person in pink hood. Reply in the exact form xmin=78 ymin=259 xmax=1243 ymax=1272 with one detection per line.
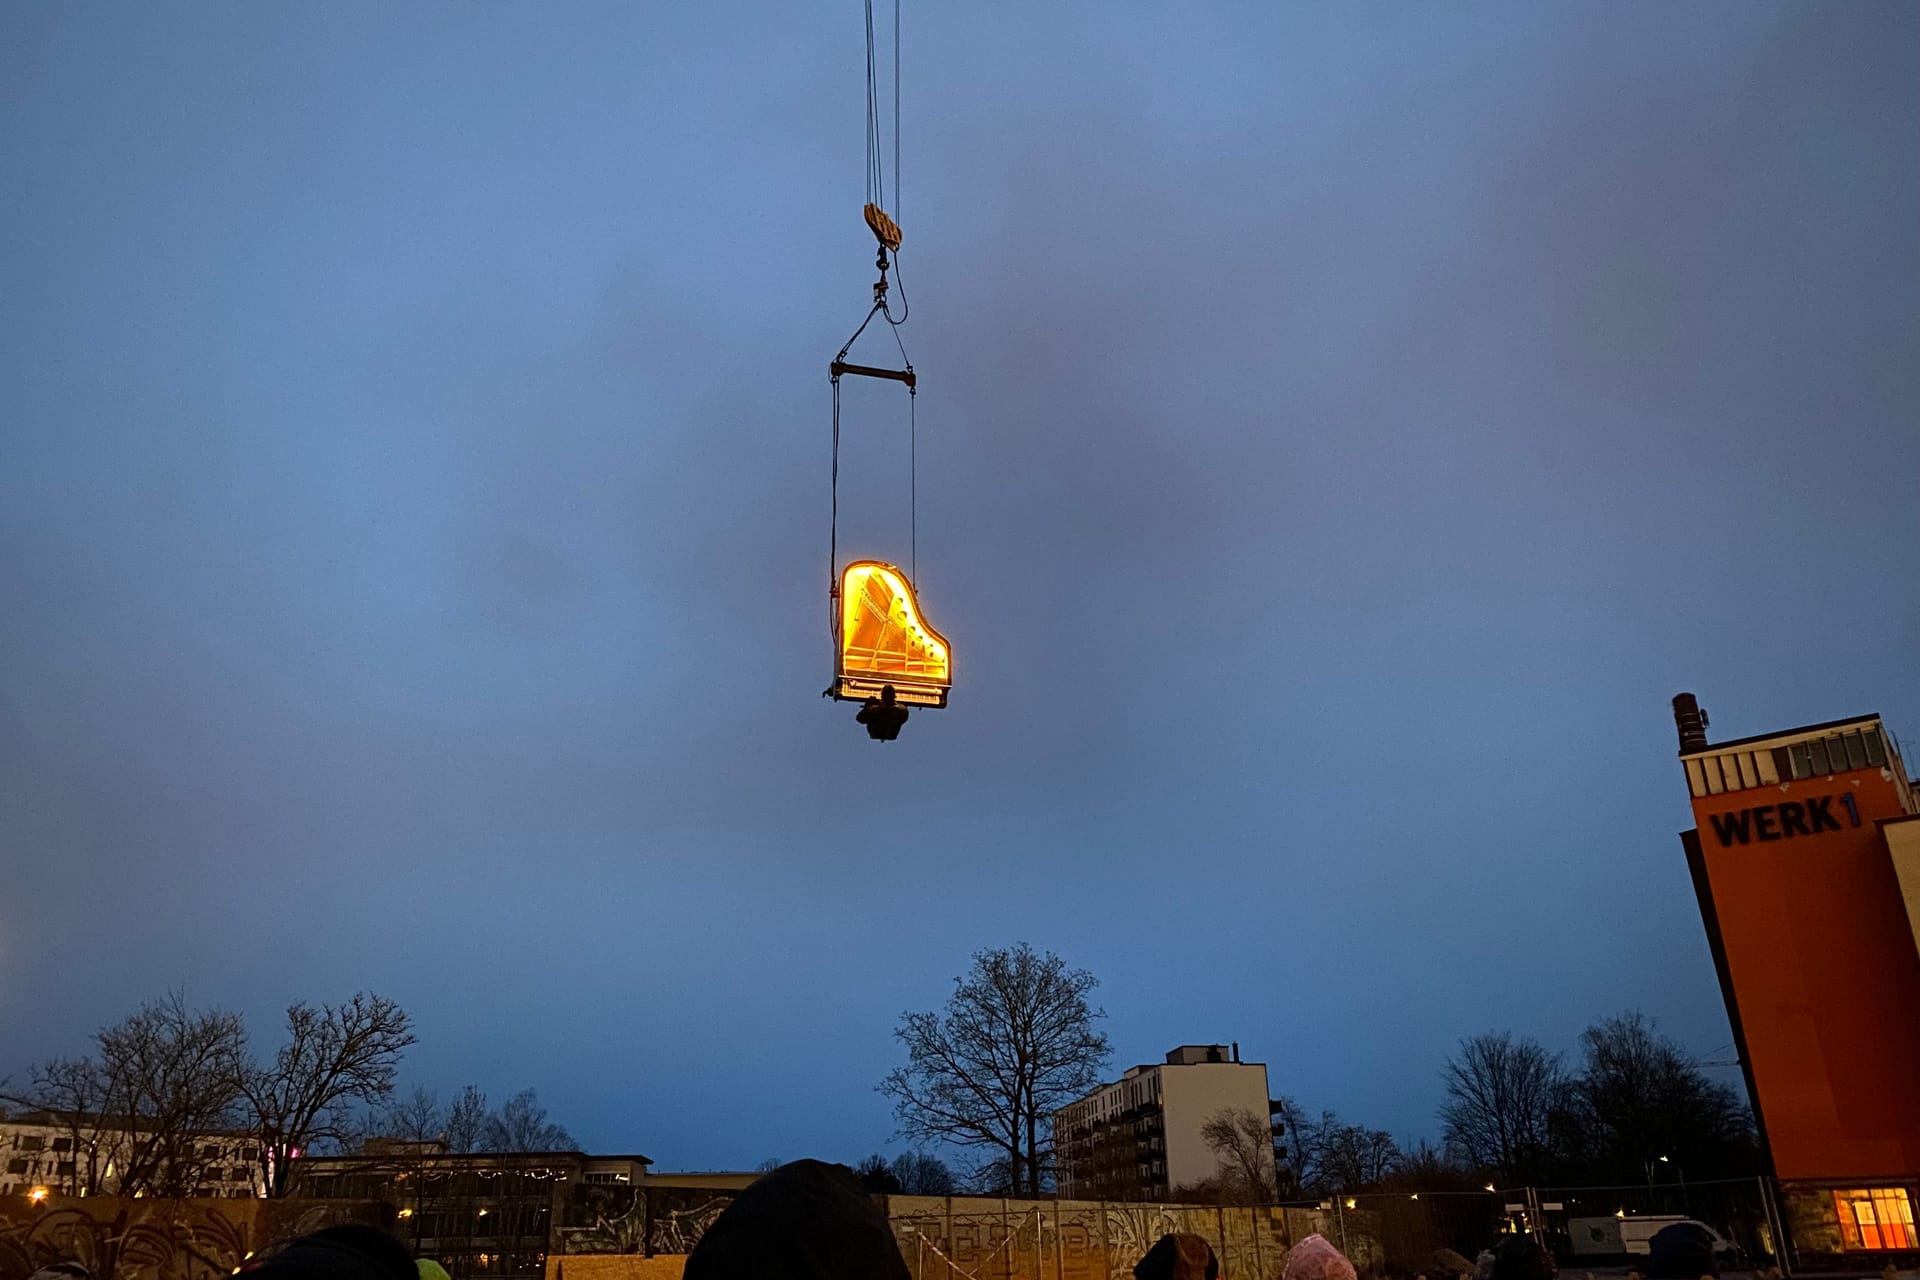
xmin=1284 ymin=1234 xmax=1359 ymax=1280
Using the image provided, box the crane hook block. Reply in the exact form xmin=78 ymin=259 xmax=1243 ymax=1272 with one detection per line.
xmin=830 ymin=561 xmax=950 ymax=709
xmin=864 ymin=203 xmax=903 ymax=251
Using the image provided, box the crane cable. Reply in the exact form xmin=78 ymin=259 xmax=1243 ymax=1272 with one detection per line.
xmin=830 ymin=0 xmax=916 ymax=639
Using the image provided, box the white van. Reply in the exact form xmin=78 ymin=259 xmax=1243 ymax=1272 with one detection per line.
xmin=1568 ymin=1216 xmax=1735 ymax=1259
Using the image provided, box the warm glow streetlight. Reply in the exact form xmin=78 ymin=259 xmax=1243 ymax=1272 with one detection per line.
xmin=28 ymin=1186 xmax=50 ymax=1204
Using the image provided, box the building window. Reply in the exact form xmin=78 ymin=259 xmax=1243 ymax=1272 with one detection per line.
xmin=1779 ymin=729 xmax=1887 ymax=782
xmin=51 ymin=1139 xmax=72 ymax=1153
xmin=7 ymin=1160 xmax=27 ymax=1175
xmin=1834 ymin=1189 xmax=1917 ymax=1251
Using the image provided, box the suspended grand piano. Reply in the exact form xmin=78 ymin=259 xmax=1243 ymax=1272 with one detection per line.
xmin=829 ymin=560 xmax=951 ymax=709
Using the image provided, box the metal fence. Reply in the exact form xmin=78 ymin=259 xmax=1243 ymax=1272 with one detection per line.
xmin=880 ymin=1179 xmax=1787 ymax=1280
xmin=1530 ymin=1177 xmax=1784 ymax=1271
xmin=883 ymin=1195 xmax=1322 ymax=1280
xmin=540 ymin=1175 xmax=1837 ymax=1280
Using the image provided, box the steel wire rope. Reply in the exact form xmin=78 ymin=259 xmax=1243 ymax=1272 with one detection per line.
xmin=833 ymin=0 xmax=921 ymax=655
xmin=829 ymin=373 xmax=841 ymax=641
xmin=885 ymin=318 xmax=917 ymax=584
xmin=864 ymin=0 xmax=884 ymax=213
xmin=893 ymin=0 xmax=900 ymax=226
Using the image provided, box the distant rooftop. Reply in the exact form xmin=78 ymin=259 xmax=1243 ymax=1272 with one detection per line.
xmin=1672 ymin=696 xmax=1911 ymax=804
xmin=1690 ymin=712 xmax=1883 ymax=756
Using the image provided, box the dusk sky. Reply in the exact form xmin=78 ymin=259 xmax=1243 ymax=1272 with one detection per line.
xmin=3 ymin=3 xmax=1916 ymax=1172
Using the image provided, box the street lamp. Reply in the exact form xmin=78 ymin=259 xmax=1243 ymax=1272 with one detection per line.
xmin=1644 ymin=1154 xmax=1679 ymax=1210
xmin=1662 ymin=1156 xmax=1688 ymax=1209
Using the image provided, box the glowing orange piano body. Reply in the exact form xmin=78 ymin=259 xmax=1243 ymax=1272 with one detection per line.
xmin=830 ymin=561 xmax=952 ymax=709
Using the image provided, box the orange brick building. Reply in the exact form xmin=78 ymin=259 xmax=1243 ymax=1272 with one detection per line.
xmin=1674 ymin=694 xmax=1920 ymax=1264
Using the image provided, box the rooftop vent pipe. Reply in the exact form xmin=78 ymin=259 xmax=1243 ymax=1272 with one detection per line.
xmin=1673 ymin=692 xmax=1710 ymax=754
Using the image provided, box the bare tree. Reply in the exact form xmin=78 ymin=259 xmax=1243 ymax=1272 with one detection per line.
xmin=880 ymin=944 xmax=1111 ymax=1197
xmin=1319 ymin=1121 xmax=1402 ymax=1191
xmin=361 ymin=1084 xmax=460 ymax=1257
xmin=853 ymin=1154 xmax=904 ymax=1193
xmin=385 ymin=1086 xmax=446 ymax=1143
xmin=1392 ymin=1139 xmax=1467 ymax=1186
xmin=482 ymin=1088 xmax=576 ymax=1152
xmin=1560 ymin=1011 xmax=1753 ymax=1181
xmin=1269 ymin=1095 xmax=1320 ymax=1197
xmin=1200 ymin=1107 xmax=1278 ymax=1203
xmin=98 ymin=992 xmax=249 ymax=1196
xmin=965 ymin=1155 xmax=1016 ymax=1197
xmin=890 ymin=1151 xmax=956 ymax=1195
xmin=444 ymin=1085 xmax=489 ymax=1153
xmin=1438 ymin=1031 xmax=1562 ymax=1183
xmin=241 ymin=992 xmax=415 ymax=1196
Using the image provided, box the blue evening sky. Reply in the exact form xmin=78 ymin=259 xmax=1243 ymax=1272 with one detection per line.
xmin=3 ymin=2 xmax=1916 ymax=1169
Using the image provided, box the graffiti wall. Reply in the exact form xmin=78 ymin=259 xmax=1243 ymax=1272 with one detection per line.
xmin=0 ymin=1197 xmax=387 ymax=1280
xmin=543 ymin=1194 xmax=1325 ymax=1280
xmin=884 ymin=1195 xmax=1324 ymax=1280
xmin=552 ymin=1185 xmax=735 ymax=1260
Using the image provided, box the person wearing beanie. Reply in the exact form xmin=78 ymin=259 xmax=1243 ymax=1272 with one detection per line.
xmin=1283 ymin=1233 xmax=1359 ymax=1280
xmin=241 ymin=1224 xmax=417 ymax=1280
xmin=683 ymin=1159 xmax=911 ymax=1280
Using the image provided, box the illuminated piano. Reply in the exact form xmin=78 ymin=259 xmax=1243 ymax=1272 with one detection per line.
xmin=830 ymin=560 xmax=952 ymax=709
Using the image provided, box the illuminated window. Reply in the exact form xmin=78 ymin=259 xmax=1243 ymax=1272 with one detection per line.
xmin=1834 ymin=1188 xmax=1917 ymax=1251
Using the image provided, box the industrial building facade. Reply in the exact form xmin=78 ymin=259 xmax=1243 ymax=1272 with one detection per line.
xmin=1673 ymin=695 xmax=1920 ymax=1263
xmin=1054 ymin=1044 xmax=1277 ymax=1201
xmin=296 ymin=1145 xmax=653 ymax=1280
